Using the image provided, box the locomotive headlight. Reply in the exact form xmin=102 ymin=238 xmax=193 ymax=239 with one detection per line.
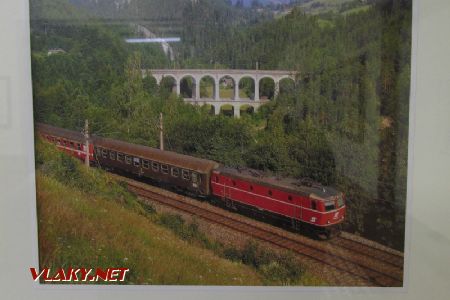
xmin=327 ymin=220 xmax=331 ymax=224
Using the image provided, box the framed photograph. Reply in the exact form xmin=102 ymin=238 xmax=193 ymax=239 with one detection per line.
xmin=5 ymin=0 xmax=450 ymax=298
xmin=27 ymin=0 xmax=414 ymax=288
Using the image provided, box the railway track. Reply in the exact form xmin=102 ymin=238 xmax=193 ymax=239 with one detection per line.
xmin=116 ymin=175 xmax=404 ymax=287
xmin=329 ymin=235 xmax=404 ymax=269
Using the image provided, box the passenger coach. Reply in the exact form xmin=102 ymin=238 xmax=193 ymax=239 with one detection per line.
xmin=36 ymin=123 xmax=93 ymax=162
xmin=92 ymin=136 xmax=219 ymax=196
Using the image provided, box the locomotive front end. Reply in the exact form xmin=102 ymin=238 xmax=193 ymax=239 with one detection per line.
xmin=309 ymin=190 xmax=346 ymax=239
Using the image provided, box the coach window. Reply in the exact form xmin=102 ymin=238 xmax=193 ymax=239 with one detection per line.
xmin=232 ymin=180 xmax=236 ymax=187
xmin=110 ymin=151 xmax=116 ymax=160
xmin=161 ymin=164 xmax=169 ymax=174
xmin=192 ymin=172 xmax=198 ymax=184
xmin=182 ymin=169 xmax=190 ymax=180
xmin=125 ymin=156 xmax=132 ymax=165
xmin=143 ymin=160 xmax=150 ymax=169
xmin=214 ymin=175 xmax=219 ymax=183
xmin=117 ymin=153 xmax=124 ymax=162
xmin=152 ymin=162 xmax=159 ymax=172
xmin=268 ymin=190 xmax=273 ymax=196
xmin=56 ymin=139 xmax=61 ymax=145
xmin=171 ymin=167 xmax=180 ymax=177
xmin=77 ymin=143 xmax=81 ymax=150
xmin=133 ymin=157 xmax=140 ymax=167
xmin=70 ymin=142 xmax=75 ymax=148
xmin=288 ymin=195 xmax=293 ymax=201
xmin=250 ymin=185 xmax=253 ymax=191
xmin=102 ymin=149 xmax=108 ymax=158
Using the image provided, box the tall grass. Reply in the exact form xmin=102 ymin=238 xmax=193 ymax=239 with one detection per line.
xmin=155 ymin=212 xmax=322 ymax=285
xmin=35 ymin=138 xmax=143 ymax=211
xmin=35 ymin=137 xmax=323 ymax=285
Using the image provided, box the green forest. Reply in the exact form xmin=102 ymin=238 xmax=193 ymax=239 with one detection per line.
xmin=30 ymin=0 xmax=412 ymax=250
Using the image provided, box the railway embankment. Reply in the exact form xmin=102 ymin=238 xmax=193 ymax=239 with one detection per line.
xmin=35 ymin=139 xmax=321 ymax=285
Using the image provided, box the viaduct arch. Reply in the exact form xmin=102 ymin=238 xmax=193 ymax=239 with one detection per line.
xmin=143 ymin=69 xmax=297 ymax=118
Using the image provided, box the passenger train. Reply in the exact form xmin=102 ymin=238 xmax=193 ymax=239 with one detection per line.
xmin=36 ymin=123 xmax=346 ymax=239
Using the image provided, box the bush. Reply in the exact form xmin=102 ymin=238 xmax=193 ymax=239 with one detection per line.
xmin=35 ymin=137 xmax=144 ymax=212
xmin=223 ymin=240 xmax=305 ymax=284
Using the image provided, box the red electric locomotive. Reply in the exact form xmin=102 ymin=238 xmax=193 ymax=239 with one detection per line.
xmin=36 ymin=123 xmax=346 ymax=239
xmin=211 ymin=167 xmax=345 ymax=238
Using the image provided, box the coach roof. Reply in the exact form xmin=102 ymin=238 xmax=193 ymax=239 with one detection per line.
xmin=93 ymin=135 xmax=220 ymax=174
xmin=36 ymin=123 xmax=86 ymax=142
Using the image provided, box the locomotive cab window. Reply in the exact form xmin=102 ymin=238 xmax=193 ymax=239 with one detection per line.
xmin=311 ymin=200 xmax=317 ymax=210
xmin=110 ymin=151 xmax=116 ymax=160
xmin=143 ymin=160 xmax=150 ymax=169
xmin=161 ymin=164 xmax=169 ymax=174
xmin=171 ymin=167 xmax=179 ymax=177
xmin=325 ymin=202 xmax=336 ymax=212
xmin=152 ymin=162 xmax=159 ymax=172
xmin=133 ymin=157 xmax=140 ymax=167
xmin=182 ymin=169 xmax=190 ymax=180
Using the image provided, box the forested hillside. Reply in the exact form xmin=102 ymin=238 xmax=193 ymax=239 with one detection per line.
xmin=67 ymin=0 xmax=267 ymax=36
xmin=30 ymin=0 xmax=411 ymax=250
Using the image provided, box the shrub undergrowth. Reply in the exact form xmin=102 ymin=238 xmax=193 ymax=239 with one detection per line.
xmin=35 ymin=137 xmax=314 ymax=285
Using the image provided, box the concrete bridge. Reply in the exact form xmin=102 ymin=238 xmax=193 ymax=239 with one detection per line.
xmin=143 ymin=69 xmax=297 ymax=117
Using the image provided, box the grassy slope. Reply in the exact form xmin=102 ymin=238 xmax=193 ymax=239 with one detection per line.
xmin=35 ymin=138 xmax=325 ymax=286
xmin=36 ymin=173 xmax=262 ymax=285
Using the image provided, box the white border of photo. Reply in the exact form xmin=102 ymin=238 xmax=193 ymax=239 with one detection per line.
xmin=2 ymin=0 xmax=450 ymax=299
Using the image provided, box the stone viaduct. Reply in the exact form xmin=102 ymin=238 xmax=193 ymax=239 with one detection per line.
xmin=143 ymin=69 xmax=297 ymax=117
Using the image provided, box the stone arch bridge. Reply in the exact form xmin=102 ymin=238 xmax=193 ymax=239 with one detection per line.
xmin=143 ymin=69 xmax=297 ymax=117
